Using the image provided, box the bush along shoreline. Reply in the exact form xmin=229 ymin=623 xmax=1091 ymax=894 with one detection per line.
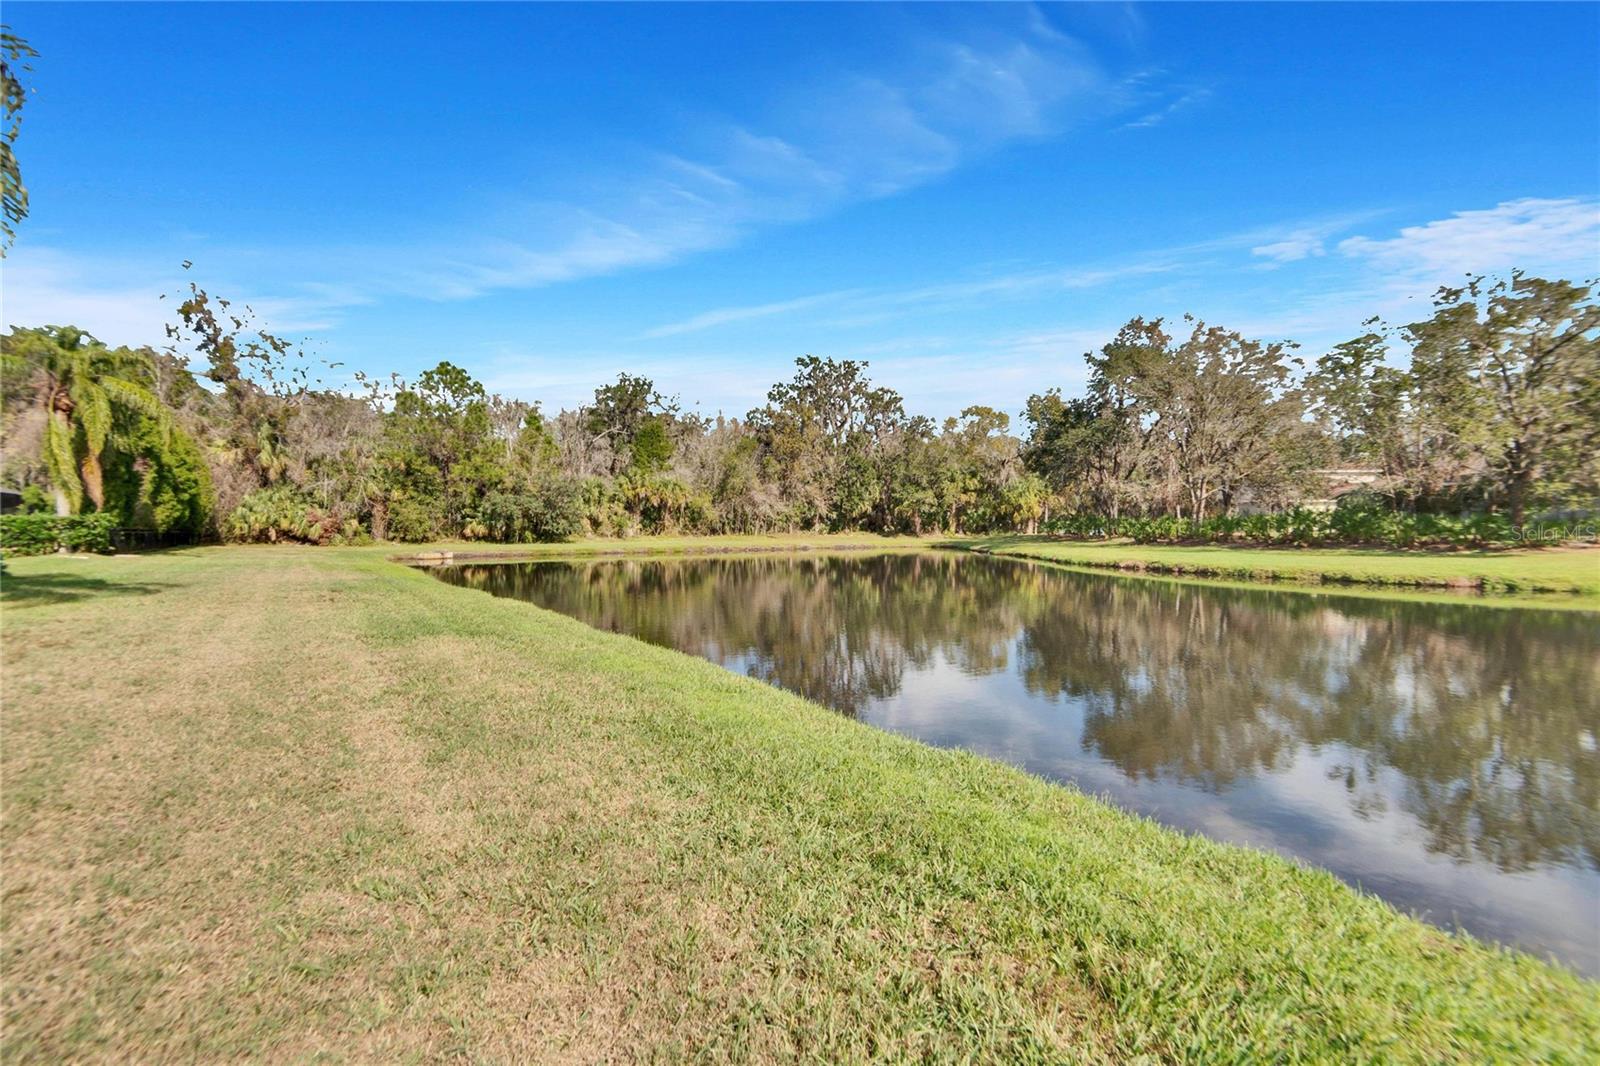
xmin=1041 ymin=505 xmax=1597 ymax=550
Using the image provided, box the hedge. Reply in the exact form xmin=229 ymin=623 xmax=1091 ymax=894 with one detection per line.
xmin=0 ymin=513 xmax=120 ymax=556
xmin=1041 ymin=506 xmax=1598 ymax=549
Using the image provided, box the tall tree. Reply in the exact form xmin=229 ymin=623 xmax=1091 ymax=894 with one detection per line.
xmin=583 ymin=373 xmax=678 ymax=476
xmin=380 ymin=361 xmax=508 ymax=535
xmin=1 ymin=327 xmax=170 ymax=515
xmin=748 ymin=356 xmax=905 ymax=530
xmin=1307 ymin=331 xmax=1479 ymax=507
xmin=1403 ymin=273 xmax=1599 ymax=525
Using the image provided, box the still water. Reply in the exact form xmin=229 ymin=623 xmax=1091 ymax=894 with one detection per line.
xmin=430 ymin=551 xmax=1600 ymax=974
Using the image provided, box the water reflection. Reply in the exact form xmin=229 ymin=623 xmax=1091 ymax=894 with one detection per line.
xmin=431 ymin=552 xmax=1600 ymax=973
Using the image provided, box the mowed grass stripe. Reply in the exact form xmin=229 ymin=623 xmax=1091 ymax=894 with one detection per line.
xmin=965 ymin=536 xmax=1600 ymax=600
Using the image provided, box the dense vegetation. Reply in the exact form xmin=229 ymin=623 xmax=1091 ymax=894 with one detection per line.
xmin=1 ymin=272 xmax=1594 ymax=545
xmin=1044 ymin=504 xmax=1595 ymax=548
xmin=0 ymin=512 xmax=116 ymax=555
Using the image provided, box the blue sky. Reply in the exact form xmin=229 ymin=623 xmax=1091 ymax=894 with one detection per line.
xmin=4 ymin=2 xmax=1598 ymax=419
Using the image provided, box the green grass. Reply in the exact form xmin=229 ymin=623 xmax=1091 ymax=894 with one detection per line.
xmin=2 ymin=544 xmax=1596 ymax=1061
xmin=965 ymin=535 xmax=1600 ymax=601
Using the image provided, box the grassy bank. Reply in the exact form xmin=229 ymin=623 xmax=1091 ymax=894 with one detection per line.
xmin=966 ymin=535 xmax=1600 ymax=599
xmin=2 ymin=546 xmax=1595 ymax=1061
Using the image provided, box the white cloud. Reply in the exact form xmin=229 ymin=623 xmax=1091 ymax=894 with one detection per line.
xmin=639 ymin=258 xmax=1181 ymax=340
xmin=1119 ymin=86 xmax=1211 ymax=130
xmin=1 ymin=247 xmax=173 ymax=344
xmin=1 ymin=246 xmax=366 ymax=352
xmin=633 ymin=207 xmax=1398 ymax=343
xmin=641 ymin=291 xmax=860 ymax=339
xmin=1252 ymin=232 xmax=1329 ymax=264
xmin=1337 ymin=197 xmax=1600 ymax=281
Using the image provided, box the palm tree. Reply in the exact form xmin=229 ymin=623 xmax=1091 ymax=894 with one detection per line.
xmin=2 ymin=326 xmax=169 ymax=515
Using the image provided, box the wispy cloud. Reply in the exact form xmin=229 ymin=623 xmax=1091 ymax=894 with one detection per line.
xmin=359 ymin=18 xmax=1121 ymax=303
xmin=418 ymin=196 xmax=1600 ymax=419
xmin=1119 ymin=86 xmax=1212 ymax=130
xmin=637 ymin=212 xmax=1400 ymax=340
xmin=640 ymin=259 xmax=1183 ymax=340
xmin=6 ymin=12 xmax=1166 ymax=339
xmin=1252 ymin=230 xmax=1330 ymax=264
xmin=1 ymin=246 xmax=365 ymax=354
xmin=1232 ymin=197 xmax=1600 ymax=350
xmin=1 ymin=247 xmax=174 ymax=343
xmin=641 ymin=291 xmax=860 ymax=339
xmin=1337 ymin=196 xmax=1600 ymax=281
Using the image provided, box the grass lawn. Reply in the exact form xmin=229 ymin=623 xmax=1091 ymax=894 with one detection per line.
xmin=966 ymin=535 xmax=1600 ymax=600
xmin=2 ymin=544 xmax=1595 ymax=1061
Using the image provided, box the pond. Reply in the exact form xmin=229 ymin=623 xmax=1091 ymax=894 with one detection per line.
xmin=428 ymin=551 xmax=1600 ymax=975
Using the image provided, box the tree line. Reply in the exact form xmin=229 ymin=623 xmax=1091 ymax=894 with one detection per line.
xmin=1 ymin=271 xmax=1595 ymax=545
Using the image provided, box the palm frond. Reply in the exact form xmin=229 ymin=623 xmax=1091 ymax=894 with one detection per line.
xmin=43 ymin=412 xmax=82 ymax=513
xmin=77 ymin=381 xmax=113 ymax=456
xmin=100 ymin=375 xmax=171 ymax=430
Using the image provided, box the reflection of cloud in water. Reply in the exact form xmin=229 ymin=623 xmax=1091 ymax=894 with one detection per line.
xmin=435 ymin=553 xmax=1600 ymax=975
xmin=868 ymin=647 xmax=1599 ymax=975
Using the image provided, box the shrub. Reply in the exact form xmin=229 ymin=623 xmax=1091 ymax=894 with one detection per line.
xmin=223 ymin=486 xmax=337 ymax=544
xmin=578 ymin=478 xmax=636 ymax=538
xmin=16 ymin=485 xmax=52 ymax=514
xmin=385 ymin=497 xmax=446 ymax=543
xmin=0 ymin=513 xmax=119 ymax=555
xmin=1040 ymin=505 xmax=1595 ymax=549
xmin=479 ymin=482 xmax=584 ymax=543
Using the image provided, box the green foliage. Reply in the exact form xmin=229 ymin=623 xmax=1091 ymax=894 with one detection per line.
xmin=379 ymin=361 xmax=510 ymax=533
xmin=478 ymin=483 xmax=584 ymax=543
xmin=748 ymin=356 xmax=907 ymax=531
xmin=1307 ymin=274 xmax=1600 ymax=521
xmin=585 ymin=373 xmax=678 ymax=476
xmin=383 ymin=496 xmax=446 ymax=543
xmin=1042 ymin=503 xmax=1595 ymax=549
xmin=576 ymin=478 xmax=635 ymax=537
xmin=6 ymin=270 xmax=1589 ymax=549
xmin=1026 ymin=316 xmax=1325 ymax=521
xmin=16 ymin=484 xmax=50 ymax=513
xmin=629 ymin=416 xmax=673 ymax=474
xmin=223 ymin=486 xmax=339 ymax=544
xmin=619 ymin=474 xmax=713 ymax=535
xmin=2 ymin=326 xmax=171 ymax=515
xmin=0 ymin=512 xmax=117 ymax=555
xmin=102 ymin=416 xmax=214 ymax=537
xmin=1 ymin=27 xmax=37 ymax=252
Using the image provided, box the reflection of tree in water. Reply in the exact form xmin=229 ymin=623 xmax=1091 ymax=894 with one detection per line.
xmin=442 ymin=556 xmax=1600 ymax=873
xmin=1017 ymin=577 xmax=1600 ymax=873
xmin=449 ymin=553 xmax=1043 ymax=715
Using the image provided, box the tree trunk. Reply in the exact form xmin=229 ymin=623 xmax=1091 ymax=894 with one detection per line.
xmin=53 ymin=486 xmax=71 ymax=516
xmin=1509 ymin=465 xmax=1530 ymax=529
xmin=81 ymin=452 xmax=105 ymax=511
